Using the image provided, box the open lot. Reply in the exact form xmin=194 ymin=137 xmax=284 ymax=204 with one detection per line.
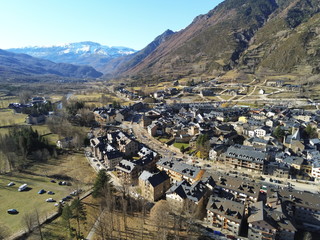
xmin=0 ymin=151 xmax=96 ymax=238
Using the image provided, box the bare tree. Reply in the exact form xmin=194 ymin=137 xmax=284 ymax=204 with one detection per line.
xmin=150 ymin=200 xmax=171 ymax=240
xmin=35 ymin=209 xmax=44 ymax=240
xmin=22 ymin=212 xmax=36 ymax=232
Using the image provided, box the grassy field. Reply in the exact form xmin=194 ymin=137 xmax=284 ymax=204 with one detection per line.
xmin=173 ymin=142 xmax=189 ymax=149
xmin=31 ymin=125 xmax=60 ymax=145
xmin=0 ymin=95 xmax=19 ymax=109
xmin=0 ymin=173 xmax=72 ymax=234
xmin=0 ymin=109 xmax=27 ymax=127
xmin=0 ymin=152 xmax=96 ymax=238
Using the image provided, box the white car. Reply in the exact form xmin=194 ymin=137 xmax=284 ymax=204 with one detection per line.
xmin=46 ymin=198 xmax=55 ymax=202
xmin=7 ymin=182 xmax=15 ymax=187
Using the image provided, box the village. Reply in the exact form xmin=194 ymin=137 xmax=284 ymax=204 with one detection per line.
xmin=2 ymin=78 xmax=320 ymax=240
xmin=78 ymin=88 xmax=320 ymax=240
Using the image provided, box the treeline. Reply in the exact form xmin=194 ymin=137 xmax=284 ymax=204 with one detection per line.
xmin=21 ymin=101 xmax=54 ymax=115
xmin=0 ymin=126 xmax=53 ymax=170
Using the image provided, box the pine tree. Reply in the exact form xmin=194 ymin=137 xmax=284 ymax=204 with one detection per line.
xmin=71 ymin=198 xmax=87 ymax=239
xmin=92 ymin=170 xmax=113 ymax=198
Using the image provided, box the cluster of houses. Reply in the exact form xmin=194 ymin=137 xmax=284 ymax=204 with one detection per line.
xmin=88 ymin=100 xmax=320 ymax=238
xmin=141 ymin=103 xmax=320 ymax=182
xmin=8 ymin=96 xmax=49 ymax=124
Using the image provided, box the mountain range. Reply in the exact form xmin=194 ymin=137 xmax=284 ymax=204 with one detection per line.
xmin=0 ymin=49 xmax=103 ymax=79
xmin=102 ymin=0 xmax=320 ymax=82
xmin=7 ymin=42 xmax=136 ymax=72
xmin=3 ymin=0 xmax=320 ymax=83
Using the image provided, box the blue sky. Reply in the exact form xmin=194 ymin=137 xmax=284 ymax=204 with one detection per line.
xmin=0 ymin=0 xmax=223 ymax=50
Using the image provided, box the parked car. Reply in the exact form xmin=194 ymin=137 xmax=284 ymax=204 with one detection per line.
xmin=38 ymin=189 xmax=46 ymax=194
xmin=46 ymin=198 xmax=55 ymax=202
xmin=7 ymin=182 xmax=15 ymax=187
xmin=47 ymin=191 xmax=54 ymax=195
xmin=50 ymin=179 xmax=56 ymax=183
xmin=7 ymin=209 xmax=19 ymax=214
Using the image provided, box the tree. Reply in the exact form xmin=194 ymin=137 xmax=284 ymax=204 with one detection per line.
xmin=304 ymin=124 xmax=317 ymax=139
xmin=196 ymin=134 xmax=210 ymax=159
xmin=61 ymin=205 xmax=75 ymax=238
xmin=273 ymin=126 xmax=285 ymax=142
xmin=19 ymin=90 xmax=32 ymax=104
xmin=180 ymin=145 xmax=185 ymax=153
xmin=150 ymin=200 xmax=171 ymax=240
xmin=92 ymin=170 xmax=113 ymax=198
xmin=71 ymin=198 xmax=87 ymax=239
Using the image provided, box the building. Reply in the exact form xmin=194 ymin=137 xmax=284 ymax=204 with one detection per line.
xmin=218 ymin=145 xmax=269 ymax=173
xmin=116 ymin=160 xmax=140 ymax=185
xmin=278 ymin=190 xmax=320 ymax=231
xmin=248 ymin=201 xmax=296 ymax=240
xmin=139 ymin=171 xmax=170 ymax=202
xmin=157 ymin=158 xmax=205 ymax=184
xmin=166 ymin=179 xmax=210 ymax=213
xmin=206 ymin=196 xmax=245 ymax=236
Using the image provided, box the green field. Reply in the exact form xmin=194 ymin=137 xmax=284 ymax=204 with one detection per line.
xmin=0 ymin=109 xmax=27 ymax=127
xmin=0 ymin=173 xmax=72 ymax=235
xmin=173 ymin=142 xmax=189 ymax=149
xmin=0 ymin=152 xmax=96 ymax=238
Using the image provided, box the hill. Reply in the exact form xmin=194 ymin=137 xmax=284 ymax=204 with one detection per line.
xmin=0 ymin=49 xmax=103 ymax=80
xmin=104 ymin=0 xmax=320 ymax=83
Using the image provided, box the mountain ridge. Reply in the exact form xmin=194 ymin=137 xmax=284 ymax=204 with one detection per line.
xmin=0 ymin=49 xmax=103 ymax=79
xmin=7 ymin=41 xmax=136 ymax=72
xmin=104 ymin=0 xmax=320 ymax=83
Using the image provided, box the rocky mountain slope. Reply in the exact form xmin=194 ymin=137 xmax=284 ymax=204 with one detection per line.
xmin=0 ymin=49 xmax=103 ymax=79
xmin=105 ymin=0 xmax=320 ymax=82
xmin=7 ymin=41 xmax=136 ymax=72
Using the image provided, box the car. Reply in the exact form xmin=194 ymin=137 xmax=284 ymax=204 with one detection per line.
xmin=38 ymin=189 xmax=46 ymax=194
xmin=50 ymin=179 xmax=56 ymax=183
xmin=7 ymin=182 xmax=15 ymax=187
xmin=65 ymin=195 xmax=72 ymax=200
xmin=46 ymin=198 xmax=55 ymax=202
xmin=47 ymin=191 xmax=54 ymax=195
xmin=206 ymin=164 xmax=211 ymax=168
xmin=7 ymin=209 xmax=19 ymax=214
xmin=54 ymin=203 xmax=59 ymax=207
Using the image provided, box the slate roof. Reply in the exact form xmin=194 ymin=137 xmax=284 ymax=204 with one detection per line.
xmin=225 ymin=145 xmax=268 ymax=163
xmin=157 ymin=158 xmax=203 ymax=180
xmin=207 ymin=196 xmax=245 ymax=224
xmin=116 ymin=160 xmax=137 ymax=173
xmin=278 ymin=189 xmax=320 ymax=212
xmin=166 ymin=179 xmax=208 ymax=203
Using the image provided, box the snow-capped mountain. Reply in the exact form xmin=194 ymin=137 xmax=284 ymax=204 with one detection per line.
xmin=7 ymin=41 xmax=136 ymax=72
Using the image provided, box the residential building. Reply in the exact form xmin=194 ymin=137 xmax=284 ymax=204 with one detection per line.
xmin=157 ymin=158 xmax=205 ymax=184
xmin=139 ymin=171 xmax=170 ymax=202
xmin=206 ymin=196 xmax=245 ymax=236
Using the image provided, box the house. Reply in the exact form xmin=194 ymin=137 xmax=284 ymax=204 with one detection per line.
xmin=157 ymin=158 xmax=205 ymax=184
xmin=116 ymin=131 xmax=139 ymax=157
xmin=166 ymin=179 xmax=209 ymax=213
xmin=104 ymin=150 xmax=123 ymax=169
xmin=248 ymin=201 xmax=278 ymax=240
xmin=218 ymin=145 xmax=269 ymax=173
xmin=206 ymin=196 xmax=245 ymax=236
xmin=266 ymin=80 xmax=284 ymax=87
xmin=139 ymin=171 xmax=170 ymax=202
xmin=93 ymin=108 xmax=124 ymax=125
xmin=214 ymin=175 xmax=262 ymax=203
xmin=278 ymin=190 xmax=320 ymax=231
xmin=26 ymin=114 xmax=46 ymax=125
xmin=116 ymin=160 xmax=140 ymax=185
